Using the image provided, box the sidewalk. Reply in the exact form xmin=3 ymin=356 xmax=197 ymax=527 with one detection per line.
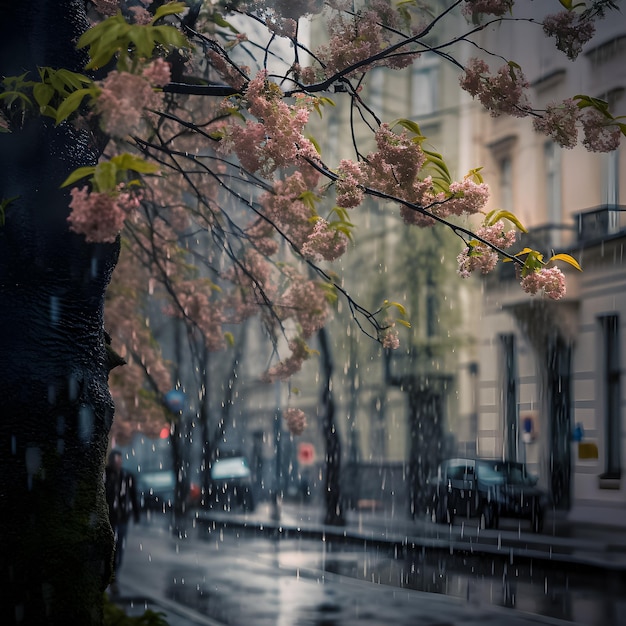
xmin=113 ymin=500 xmax=626 ymax=625
xmin=195 ymin=499 xmax=626 ymax=572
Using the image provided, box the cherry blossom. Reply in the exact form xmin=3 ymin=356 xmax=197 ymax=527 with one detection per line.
xmin=532 ymin=99 xmax=580 ymax=149
xmin=520 ymin=267 xmax=566 ymax=300
xmin=335 ymin=159 xmax=365 ymax=209
xmin=460 ymin=58 xmax=531 ymax=118
xmin=300 ymin=218 xmax=350 ymax=262
xmin=95 ymin=70 xmax=164 ymax=138
xmin=462 ymin=0 xmax=514 ymax=19
xmin=580 ymin=108 xmax=622 ymax=153
xmin=543 ymin=11 xmax=596 ymax=60
xmin=284 ymin=407 xmax=307 ymax=435
xmin=67 ymin=186 xmax=140 ymax=243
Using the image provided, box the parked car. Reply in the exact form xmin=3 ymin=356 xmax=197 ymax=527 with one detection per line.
xmin=137 ymin=470 xmax=201 ymax=512
xmin=427 ymin=458 xmax=548 ymax=532
xmin=137 ymin=470 xmax=176 ymax=512
xmin=206 ymin=454 xmax=255 ymax=512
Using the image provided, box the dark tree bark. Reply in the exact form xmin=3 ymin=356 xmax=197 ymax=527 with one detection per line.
xmin=318 ymin=327 xmax=345 ymax=526
xmin=0 ymin=2 xmax=119 ymax=623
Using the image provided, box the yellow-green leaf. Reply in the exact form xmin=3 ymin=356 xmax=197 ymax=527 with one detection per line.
xmin=60 ymin=166 xmax=97 ymax=188
xmin=550 ymin=253 xmax=582 ymax=271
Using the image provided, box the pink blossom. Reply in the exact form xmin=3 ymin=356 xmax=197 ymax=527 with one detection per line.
xmin=128 ymin=6 xmax=152 ymax=24
xmin=262 ymin=339 xmax=311 ymax=382
xmin=457 ymin=246 xmax=499 ymax=278
xmin=460 ymin=58 xmax=531 ymax=118
xmin=92 ymin=0 xmax=119 ymax=16
xmin=580 ymin=108 xmax=621 ymax=153
xmin=67 ymin=186 xmax=129 ymax=243
xmin=281 ymin=279 xmax=330 ymax=338
xmin=440 ymin=178 xmax=490 ymax=216
xmin=316 ymin=6 xmax=413 ymax=78
xmin=462 ymin=0 xmax=514 ymax=19
xmin=300 ymin=219 xmax=349 ymax=262
xmin=142 ymin=59 xmax=172 ymax=87
xmin=208 ymin=50 xmax=249 ymax=91
xmin=532 ymin=99 xmax=579 ymax=149
xmin=284 ymin=408 xmax=307 ymax=436
xmin=543 ymin=11 xmax=595 ymax=60
xmin=520 ymin=267 xmax=566 ymax=300
xmin=476 ymin=220 xmax=517 ymax=249
xmin=335 ymin=159 xmax=365 ymax=208
xmin=96 ymin=71 xmax=163 ymax=138
xmin=381 ymin=323 xmax=400 ymax=350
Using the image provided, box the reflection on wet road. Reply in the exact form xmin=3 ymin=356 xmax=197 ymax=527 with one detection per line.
xmin=118 ymin=518 xmax=626 ymax=625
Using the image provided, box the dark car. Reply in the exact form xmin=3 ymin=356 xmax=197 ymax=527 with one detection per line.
xmin=137 ymin=470 xmax=201 ymax=513
xmin=205 ymin=454 xmax=255 ymax=512
xmin=427 ymin=458 xmax=548 ymax=532
xmin=137 ymin=470 xmax=176 ymax=512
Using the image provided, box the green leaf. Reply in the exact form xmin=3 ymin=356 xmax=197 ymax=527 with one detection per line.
xmin=60 ymin=166 xmax=97 ymax=188
xmin=391 ymin=118 xmax=424 ymax=138
xmin=55 ymin=88 xmax=97 ymax=124
xmin=488 ymin=209 xmax=528 ymax=233
xmin=152 ymin=1 xmax=187 ymax=22
xmin=93 ymin=161 xmax=119 ymax=193
xmin=111 ymin=153 xmax=160 ymax=174
xmin=33 ymin=83 xmax=55 ymax=109
xmin=550 ymin=253 xmax=582 ymax=271
xmin=558 ymin=0 xmax=573 ymax=9
xmin=383 ymin=300 xmax=408 ymax=317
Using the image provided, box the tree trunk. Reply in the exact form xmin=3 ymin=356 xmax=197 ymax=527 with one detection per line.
xmin=318 ymin=327 xmax=345 ymax=526
xmin=0 ymin=2 xmax=119 ymax=623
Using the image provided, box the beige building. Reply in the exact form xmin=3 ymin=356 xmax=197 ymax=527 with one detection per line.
xmin=469 ymin=6 xmax=626 ymax=522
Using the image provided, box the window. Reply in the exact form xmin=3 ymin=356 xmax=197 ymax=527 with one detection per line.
xmin=602 ymin=149 xmax=620 ymax=210
xmin=411 ymin=56 xmax=439 ymax=117
xmin=599 ymin=315 xmax=621 ymax=477
xmin=499 ymin=156 xmax=513 ymax=213
xmin=544 ymin=141 xmax=562 ymax=245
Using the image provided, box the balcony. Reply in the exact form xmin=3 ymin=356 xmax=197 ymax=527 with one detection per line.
xmin=575 ymin=205 xmax=626 ymax=244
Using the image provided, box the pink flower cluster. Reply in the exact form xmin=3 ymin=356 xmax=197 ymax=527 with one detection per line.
xmin=316 ymin=4 xmax=413 ymax=78
xmin=533 ymin=100 xmax=621 ymax=152
xmin=460 ymin=58 xmax=531 ymax=118
xmin=543 ymin=11 xmax=596 ymax=60
xmin=381 ymin=323 xmax=400 ymax=350
xmin=300 ymin=219 xmax=349 ymax=262
xmin=220 ymin=71 xmax=316 ymax=179
xmin=520 ymin=267 xmax=566 ymax=300
xmin=581 ymin=108 xmax=621 ymax=153
xmin=281 ymin=278 xmax=330 ymax=338
xmin=439 ymin=177 xmax=490 ymax=217
xmin=532 ymin=99 xmax=579 ymax=149
xmin=462 ymin=0 xmax=514 ymax=19
xmin=284 ymin=408 xmax=307 ymax=436
xmin=457 ymin=220 xmax=516 ymax=278
xmin=68 ymin=186 xmax=140 ymax=242
xmin=262 ymin=339 xmax=311 ymax=382
xmin=335 ymin=159 xmax=365 ymax=209
xmin=96 ymin=69 xmax=167 ymax=138
xmin=142 ymin=58 xmax=171 ymax=87
xmin=173 ymin=281 xmax=226 ymax=351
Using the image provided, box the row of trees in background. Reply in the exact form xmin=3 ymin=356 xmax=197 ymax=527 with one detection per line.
xmin=0 ymin=0 xmax=623 ymax=622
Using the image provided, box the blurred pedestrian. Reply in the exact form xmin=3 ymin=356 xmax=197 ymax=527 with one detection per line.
xmin=105 ymin=449 xmax=140 ymax=591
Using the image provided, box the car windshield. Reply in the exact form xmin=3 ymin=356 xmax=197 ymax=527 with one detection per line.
xmin=478 ymin=462 xmax=531 ymax=485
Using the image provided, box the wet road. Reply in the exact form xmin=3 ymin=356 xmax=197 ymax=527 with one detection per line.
xmin=116 ymin=516 xmax=626 ymax=625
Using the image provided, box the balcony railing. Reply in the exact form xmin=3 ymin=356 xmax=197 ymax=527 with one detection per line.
xmin=575 ymin=205 xmax=626 ymax=244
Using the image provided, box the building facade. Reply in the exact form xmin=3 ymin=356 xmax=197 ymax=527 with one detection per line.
xmin=470 ymin=7 xmax=626 ymax=522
